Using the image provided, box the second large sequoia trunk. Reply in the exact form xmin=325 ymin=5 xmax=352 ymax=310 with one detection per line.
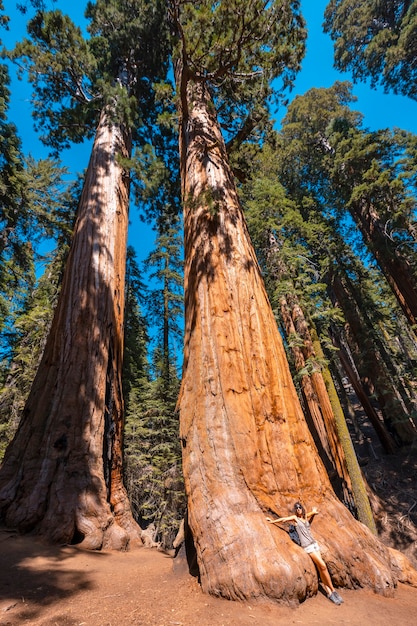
xmin=176 ymin=75 xmax=417 ymax=604
xmin=0 ymin=111 xmax=141 ymax=550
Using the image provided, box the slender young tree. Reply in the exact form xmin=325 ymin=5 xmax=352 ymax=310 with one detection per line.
xmin=144 ymin=218 xmax=183 ymax=384
xmin=171 ymin=0 xmax=416 ymax=604
xmin=122 ymin=246 xmax=150 ymax=402
xmin=0 ymin=2 xmax=169 ymax=548
xmin=123 ymin=238 xmax=184 ymax=548
xmin=124 ymin=358 xmax=185 ymax=548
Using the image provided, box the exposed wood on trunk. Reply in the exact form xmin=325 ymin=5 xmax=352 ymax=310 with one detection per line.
xmin=0 ymin=111 xmax=141 ymax=549
xmin=176 ymin=74 xmax=417 ymax=604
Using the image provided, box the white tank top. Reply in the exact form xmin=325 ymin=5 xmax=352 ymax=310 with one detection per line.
xmin=295 ymin=517 xmax=315 ymax=547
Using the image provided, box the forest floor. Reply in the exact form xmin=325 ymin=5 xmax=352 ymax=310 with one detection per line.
xmin=1 ymin=409 xmax=417 ymax=625
xmin=1 ymin=442 xmax=417 ymax=626
xmin=0 ymin=525 xmax=417 ymax=626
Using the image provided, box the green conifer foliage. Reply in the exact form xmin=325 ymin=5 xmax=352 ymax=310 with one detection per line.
xmin=324 ymin=0 xmax=417 ymax=100
xmin=278 ymin=81 xmax=417 ymax=351
xmin=122 ymin=239 xmax=185 ymax=547
xmin=124 ymin=371 xmax=185 ymax=548
xmin=0 ymin=178 xmax=79 ymax=459
xmin=144 ymin=218 xmax=183 ymax=382
xmin=0 ymin=250 xmax=63 ymax=458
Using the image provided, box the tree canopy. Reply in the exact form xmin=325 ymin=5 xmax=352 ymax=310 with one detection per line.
xmin=324 ymin=0 xmax=417 ymax=100
xmin=0 ymin=0 xmax=417 ymax=606
xmin=11 ymin=0 xmax=169 ymax=151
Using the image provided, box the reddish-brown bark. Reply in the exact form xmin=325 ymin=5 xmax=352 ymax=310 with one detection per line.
xmin=352 ymin=199 xmax=417 ymax=332
xmin=0 ymin=111 xmax=141 ymax=549
xmin=176 ymin=75 xmax=417 ymax=604
xmin=279 ymin=294 xmax=354 ymax=506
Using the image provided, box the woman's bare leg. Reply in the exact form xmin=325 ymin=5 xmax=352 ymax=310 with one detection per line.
xmin=309 ymin=550 xmax=334 ymax=596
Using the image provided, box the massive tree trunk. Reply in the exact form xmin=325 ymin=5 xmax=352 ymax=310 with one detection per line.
xmin=176 ymin=73 xmax=417 ymax=604
xmin=0 ymin=110 xmax=142 ymax=550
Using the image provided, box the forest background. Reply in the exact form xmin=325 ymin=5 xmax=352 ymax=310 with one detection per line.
xmin=1 ymin=0 xmax=417 ymax=605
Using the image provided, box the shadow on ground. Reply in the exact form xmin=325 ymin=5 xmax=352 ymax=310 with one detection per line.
xmin=0 ymin=528 xmax=105 ymax=624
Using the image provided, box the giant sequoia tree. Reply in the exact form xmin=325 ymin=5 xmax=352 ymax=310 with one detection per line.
xmin=280 ymin=82 xmax=417 ymax=338
xmin=172 ymin=0 xmax=417 ymax=604
xmin=0 ymin=1 xmax=168 ymax=548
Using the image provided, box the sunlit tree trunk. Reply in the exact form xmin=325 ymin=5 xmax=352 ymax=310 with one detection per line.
xmin=176 ymin=73 xmax=417 ymax=603
xmin=0 ymin=111 xmax=142 ymax=550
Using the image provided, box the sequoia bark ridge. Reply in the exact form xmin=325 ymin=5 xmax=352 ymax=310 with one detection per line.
xmin=0 ymin=111 xmax=141 ymax=549
xmin=176 ymin=76 xmax=417 ymax=603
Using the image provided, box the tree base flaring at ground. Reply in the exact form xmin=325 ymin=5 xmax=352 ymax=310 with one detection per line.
xmin=1 ymin=0 xmax=417 ymax=610
xmin=0 ymin=112 xmax=142 ymax=550
xmin=174 ymin=67 xmax=417 ymax=603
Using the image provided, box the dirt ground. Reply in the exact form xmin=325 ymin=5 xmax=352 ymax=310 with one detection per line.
xmin=1 ymin=401 xmax=417 ymax=626
xmin=0 ymin=528 xmax=417 ymax=626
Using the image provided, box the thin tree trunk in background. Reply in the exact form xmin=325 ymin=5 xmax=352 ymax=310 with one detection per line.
xmin=0 ymin=110 xmax=141 ymax=549
xmin=261 ymin=234 xmax=373 ymax=528
xmin=331 ymin=272 xmax=416 ymax=444
xmin=331 ymin=331 xmax=397 ymax=454
xmin=175 ymin=72 xmax=417 ymax=603
xmin=281 ymin=293 xmax=376 ymax=532
xmin=163 ymin=256 xmax=170 ymax=385
xmin=351 ymin=198 xmax=417 ymax=333
xmin=309 ymin=328 xmax=377 ymax=533
xmin=279 ymin=295 xmax=354 ymax=506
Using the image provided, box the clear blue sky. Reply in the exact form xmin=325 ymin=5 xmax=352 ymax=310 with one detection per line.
xmin=4 ymin=0 xmax=416 ymax=155
xmin=288 ymin=1 xmax=417 ymax=135
xmin=2 ymin=0 xmax=416 ymax=261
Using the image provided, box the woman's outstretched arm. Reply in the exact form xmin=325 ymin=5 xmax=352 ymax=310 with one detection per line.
xmin=266 ymin=515 xmax=297 ymax=525
xmin=306 ymin=507 xmax=318 ymax=522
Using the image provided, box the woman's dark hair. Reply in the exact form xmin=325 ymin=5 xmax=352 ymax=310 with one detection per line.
xmin=294 ymin=502 xmax=305 ymax=517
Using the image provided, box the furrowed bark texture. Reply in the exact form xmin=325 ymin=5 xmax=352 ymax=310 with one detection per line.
xmin=279 ymin=294 xmax=354 ymax=509
xmin=352 ymin=199 xmax=417 ymax=333
xmin=0 ymin=111 xmax=141 ymax=550
xmin=176 ymin=77 xmax=417 ymax=604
